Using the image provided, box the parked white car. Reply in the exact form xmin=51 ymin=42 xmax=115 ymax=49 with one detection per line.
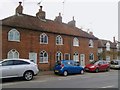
xmin=0 ymin=59 xmax=39 ymax=81
xmin=110 ymin=60 xmax=120 ymax=69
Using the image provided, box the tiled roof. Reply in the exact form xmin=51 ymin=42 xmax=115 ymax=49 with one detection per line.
xmin=98 ymin=39 xmax=117 ymax=49
xmin=1 ymin=14 xmax=98 ymax=39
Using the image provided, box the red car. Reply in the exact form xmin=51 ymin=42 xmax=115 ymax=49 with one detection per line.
xmin=85 ymin=60 xmax=110 ymax=72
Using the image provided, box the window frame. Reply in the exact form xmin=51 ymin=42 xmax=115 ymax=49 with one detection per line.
xmin=73 ymin=52 xmax=79 ymax=62
xmin=8 ymin=28 xmax=20 ymax=42
xmin=73 ymin=37 xmax=79 ymax=47
xmin=56 ymin=52 xmax=63 ymax=62
xmin=7 ymin=49 xmax=19 ymax=59
xmin=40 ymin=33 xmax=48 ymax=44
xmin=89 ymin=39 xmax=94 ymax=48
xmin=89 ymin=53 xmax=94 ymax=62
xmin=56 ymin=35 xmax=63 ymax=45
xmin=39 ymin=50 xmax=48 ymax=63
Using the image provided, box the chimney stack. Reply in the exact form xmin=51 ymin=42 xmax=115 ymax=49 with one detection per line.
xmin=54 ymin=13 xmax=62 ymax=23
xmin=36 ymin=6 xmax=46 ymax=19
xmin=89 ymin=31 xmax=93 ymax=35
xmin=16 ymin=2 xmax=23 ymax=15
xmin=68 ymin=16 xmax=76 ymax=27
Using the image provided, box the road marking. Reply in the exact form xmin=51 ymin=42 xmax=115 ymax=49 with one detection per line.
xmin=2 ymin=80 xmax=47 ymax=86
xmin=101 ymin=85 xmax=114 ymax=88
xmin=29 ymin=80 xmax=47 ymax=83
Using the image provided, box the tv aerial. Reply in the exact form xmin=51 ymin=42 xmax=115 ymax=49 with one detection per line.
xmin=37 ymin=0 xmax=43 ymax=6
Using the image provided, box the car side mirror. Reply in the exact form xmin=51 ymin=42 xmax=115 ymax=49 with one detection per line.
xmin=98 ymin=63 xmax=101 ymax=66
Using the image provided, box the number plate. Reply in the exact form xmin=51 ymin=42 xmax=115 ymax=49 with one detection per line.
xmin=55 ymin=70 xmax=59 ymax=72
xmin=85 ymin=68 xmax=89 ymax=70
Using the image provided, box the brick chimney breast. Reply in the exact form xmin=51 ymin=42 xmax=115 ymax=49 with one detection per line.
xmin=36 ymin=6 xmax=46 ymax=19
xmin=16 ymin=2 xmax=23 ymax=15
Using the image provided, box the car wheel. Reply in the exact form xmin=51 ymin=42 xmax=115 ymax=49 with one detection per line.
xmin=23 ymin=71 xmax=33 ymax=81
xmin=63 ymin=71 xmax=68 ymax=76
xmin=80 ymin=70 xmax=84 ymax=74
xmin=95 ymin=68 xmax=99 ymax=73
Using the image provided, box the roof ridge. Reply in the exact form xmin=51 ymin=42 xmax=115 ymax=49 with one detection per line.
xmin=2 ymin=14 xmax=98 ymax=39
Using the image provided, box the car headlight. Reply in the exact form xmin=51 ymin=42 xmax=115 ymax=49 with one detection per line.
xmin=90 ymin=66 xmax=95 ymax=68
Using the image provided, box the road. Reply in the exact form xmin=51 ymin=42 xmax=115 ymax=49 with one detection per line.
xmin=2 ymin=70 xmax=118 ymax=88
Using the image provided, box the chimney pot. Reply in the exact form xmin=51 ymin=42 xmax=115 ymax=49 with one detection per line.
xmin=40 ymin=6 xmax=42 ymax=10
xmin=59 ymin=13 xmax=61 ymax=16
xmin=113 ymin=37 xmax=116 ymax=43
xmin=73 ymin=16 xmax=74 ymax=21
xmin=19 ymin=2 xmax=22 ymax=4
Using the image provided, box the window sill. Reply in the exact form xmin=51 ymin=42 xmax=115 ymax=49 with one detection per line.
xmin=39 ymin=62 xmax=48 ymax=64
xmin=89 ymin=46 xmax=93 ymax=48
xmin=56 ymin=44 xmax=63 ymax=45
xmin=73 ymin=45 xmax=79 ymax=47
xmin=8 ymin=40 xmax=20 ymax=42
xmin=90 ymin=60 xmax=94 ymax=62
xmin=40 ymin=43 xmax=48 ymax=44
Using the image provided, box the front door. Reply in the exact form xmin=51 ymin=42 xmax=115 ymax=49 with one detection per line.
xmin=80 ymin=54 xmax=85 ymax=67
xmin=29 ymin=52 xmax=37 ymax=64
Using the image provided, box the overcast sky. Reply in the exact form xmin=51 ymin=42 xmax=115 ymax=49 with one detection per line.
xmin=0 ymin=0 xmax=119 ymax=42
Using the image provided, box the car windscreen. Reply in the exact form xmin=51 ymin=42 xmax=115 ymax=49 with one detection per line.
xmin=90 ymin=61 xmax=98 ymax=64
xmin=110 ymin=61 xmax=118 ymax=65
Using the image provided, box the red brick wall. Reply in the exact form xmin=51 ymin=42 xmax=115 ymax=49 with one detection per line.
xmin=2 ymin=26 xmax=98 ymax=71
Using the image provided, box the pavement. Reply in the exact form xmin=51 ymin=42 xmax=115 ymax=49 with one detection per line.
xmin=37 ymin=70 xmax=54 ymax=76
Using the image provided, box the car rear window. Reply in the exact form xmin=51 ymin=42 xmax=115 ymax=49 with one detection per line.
xmin=56 ymin=61 xmax=61 ymax=65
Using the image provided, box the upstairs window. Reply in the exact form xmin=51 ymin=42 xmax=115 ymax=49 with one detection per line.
xmin=40 ymin=50 xmax=48 ymax=63
xmin=7 ymin=49 xmax=19 ymax=59
xmin=106 ymin=42 xmax=110 ymax=51
xmin=89 ymin=39 xmax=94 ymax=47
xmin=40 ymin=33 xmax=48 ymax=44
xmin=56 ymin=35 xmax=63 ymax=45
xmin=8 ymin=29 xmax=20 ymax=42
xmin=116 ymin=43 xmax=120 ymax=51
xmin=73 ymin=37 xmax=79 ymax=46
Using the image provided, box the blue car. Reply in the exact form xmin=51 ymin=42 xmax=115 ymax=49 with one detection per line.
xmin=54 ymin=60 xmax=84 ymax=76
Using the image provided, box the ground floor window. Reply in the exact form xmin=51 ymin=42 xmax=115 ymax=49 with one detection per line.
xmin=56 ymin=52 xmax=63 ymax=62
xmin=40 ymin=50 xmax=48 ymax=63
xmin=73 ymin=52 xmax=79 ymax=62
xmin=89 ymin=53 xmax=94 ymax=62
xmin=7 ymin=49 xmax=19 ymax=59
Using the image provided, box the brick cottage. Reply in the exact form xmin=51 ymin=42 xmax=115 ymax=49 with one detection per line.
xmin=1 ymin=2 xmax=99 ymax=70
